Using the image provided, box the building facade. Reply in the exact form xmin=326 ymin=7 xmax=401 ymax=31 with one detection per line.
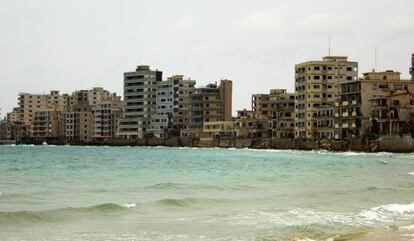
xmin=149 ymin=75 xmax=196 ymax=138
xmin=188 ymin=80 xmax=232 ymax=137
xmin=335 ymin=71 xmax=414 ymax=139
xmin=295 ymin=56 xmax=358 ymax=140
xmin=118 ymin=65 xmax=162 ymax=139
xmin=270 ymin=89 xmax=296 ymax=139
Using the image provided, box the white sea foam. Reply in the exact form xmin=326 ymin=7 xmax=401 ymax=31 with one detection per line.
xmin=122 ymin=203 xmax=137 ymax=208
xmin=358 ymin=202 xmax=414 ymax=223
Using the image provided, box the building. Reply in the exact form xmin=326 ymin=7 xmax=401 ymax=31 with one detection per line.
xmin=7 ymin=108 xmax=19 ymax=124
xmin=148 ymin=75 xmax=196 ymax=138
xmin=335 ymin=70 xmax=414 ymax=139
xmin=31 ymin=110 xmax=61 ymax=140
xmin=202 ymin=121 xmax=237 ymax=140
xmin=61 ymin=90 xmax=93 ymax=142
xmin=234 ymin=109 xmax=270 ymax=138
xmin=270 ymin=89 xmax=296 ymax=139
xmin=187 ymin=80 xmax=232 ymax=137
xmin=369 ymin=91 xmax=414 ymax=135
xmin=91 ymin=94 xmax=123 ymax=141
xmin=295 ymin=56 xmax=358 ymax=140
xmin=17 ymin=90 xmax=67 ymax=130
xmin=252 ymin=94 xmax=271 ymax=119
xmin=316 ymin=105 xmax=334 ymax=139
xmin=118 ymin=65 xmax=162 ymax=139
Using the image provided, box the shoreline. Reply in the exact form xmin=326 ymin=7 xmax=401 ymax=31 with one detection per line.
xmin=1 ymin=138 xmax=414 ymax=154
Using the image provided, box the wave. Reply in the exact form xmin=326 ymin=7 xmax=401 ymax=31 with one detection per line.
xmin=0 ymin=203 xmax=129 ymax=224
xmin=358 ymin=202 xmax=414 ymax=223
xmin=154 ymin=197 xmax=228 ymax=208
xmin=143 ymin=182 xmax=252 ymax=191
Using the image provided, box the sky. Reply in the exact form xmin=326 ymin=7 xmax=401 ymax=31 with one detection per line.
xmin=1 ymin=0 xmax=414 ymax=117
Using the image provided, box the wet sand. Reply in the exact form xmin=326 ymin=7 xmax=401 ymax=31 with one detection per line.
xmin=353 ymin=226 xmax=414 ymax=241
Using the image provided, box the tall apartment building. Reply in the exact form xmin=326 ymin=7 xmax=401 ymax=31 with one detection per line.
xmin=62 ymin=90 xmax=93 ymax=142
xmin=187 ymin=80 xmax=232 ymax=136
xmin=335 ymin=70 xmax=414 ymax=139
xmin=149 ymin=75 xmax=196 ymax=138
xmin=91 ymin=94 xmax=122 ymax=141
xmin=118 ymin=65 xmax=162 ymax=139
xmin=294 ymin=56 xmax=358 ymax=140
xmin=270 ymin=89 xmax=296 ymax=139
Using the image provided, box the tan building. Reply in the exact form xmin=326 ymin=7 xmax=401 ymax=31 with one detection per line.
xmin=234 ymin=109 xmax=270 ymax=138
xmin=295 ymin=56 xmax=358 ymax=140
xmin=252 ymin=94 xmax=271 ymax=119
xmin=270 ymin=90 xmax=296 ymax=139
xmin=91 ymin=95 xmax=123 ymax=141
xmin=202 ymin=121 xmax=237 ymax=140
xmin=370 ymin=91 xmax=414 ymax=135
xmin=32 ymin=110 xmax=61 ymax=140
xmin=7 ymin=108 xmax=19 ymax=124
xmin=187 ymin=80 xmax=232 ymax=137
xmin=335 ymin=70 xmax=414 ymax=139
xmin=17 ymin=90 xmax=67 ymax=130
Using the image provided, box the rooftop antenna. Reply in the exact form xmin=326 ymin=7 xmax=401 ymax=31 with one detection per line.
xmin=374 ymin=45 xmax=378 ymax=72
xmin=328 ymin=33 xmax=331 ymax=56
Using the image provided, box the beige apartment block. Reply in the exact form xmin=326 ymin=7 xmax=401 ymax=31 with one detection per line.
xmin=187 ymin=80 xmax=232 ymax=137
xmin=118 ymin=65 xmax=162 ymax=139
xmin=32 ymin=110 xmax=61 ymax=140
xmin=252 ymin=94 xmax=271 ymax=119
xmin=202 ymin=121 xmax=237 ymax=140
xmin=91 ymin=95 xmax=123 ymax=140
xmin=7 ymin=108 xmax=19 ymax=124
xmin=270 ymin=89 xmax=296 ymax=139
xmin=62 ymin=104 xmax=93 ymax=143
xmin=335 ymin=70 xmax=414 ymax=139
xmin=234 ymin=109 xmax=271 ymax=138
xmin=17 ymin=90 xmax=67 ymax=129
xmin=295 ymin=56 xmax=358 ymax=140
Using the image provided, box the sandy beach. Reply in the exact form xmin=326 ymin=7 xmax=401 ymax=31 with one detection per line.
xmin=353 ymin=225 xmax=414 ymax=241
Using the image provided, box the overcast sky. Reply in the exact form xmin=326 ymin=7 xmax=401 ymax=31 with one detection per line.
xmin=1 ymin=0 xmax=414 ymax=117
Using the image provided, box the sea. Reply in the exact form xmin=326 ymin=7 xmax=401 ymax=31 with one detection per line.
xmin=0 ymin=145 xmax=413 ymax=241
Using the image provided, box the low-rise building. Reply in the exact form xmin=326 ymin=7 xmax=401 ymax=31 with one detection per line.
xmin=335 ymin=70 xmax=414 ymax=139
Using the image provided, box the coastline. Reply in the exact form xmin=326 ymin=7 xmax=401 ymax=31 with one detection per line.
xmin=1 ymin=135 xmax=414 ymax=153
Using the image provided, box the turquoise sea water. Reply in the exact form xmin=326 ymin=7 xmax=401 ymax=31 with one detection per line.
xmin=0 ymin=145 xmax=413 ymax=241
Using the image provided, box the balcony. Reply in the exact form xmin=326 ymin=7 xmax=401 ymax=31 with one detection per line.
xmin=342 ymin=112 xmax=348 ymax=117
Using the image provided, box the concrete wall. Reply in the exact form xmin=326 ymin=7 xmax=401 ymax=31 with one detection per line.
xmin=379 ymin=135 xmax=414 ymax=152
